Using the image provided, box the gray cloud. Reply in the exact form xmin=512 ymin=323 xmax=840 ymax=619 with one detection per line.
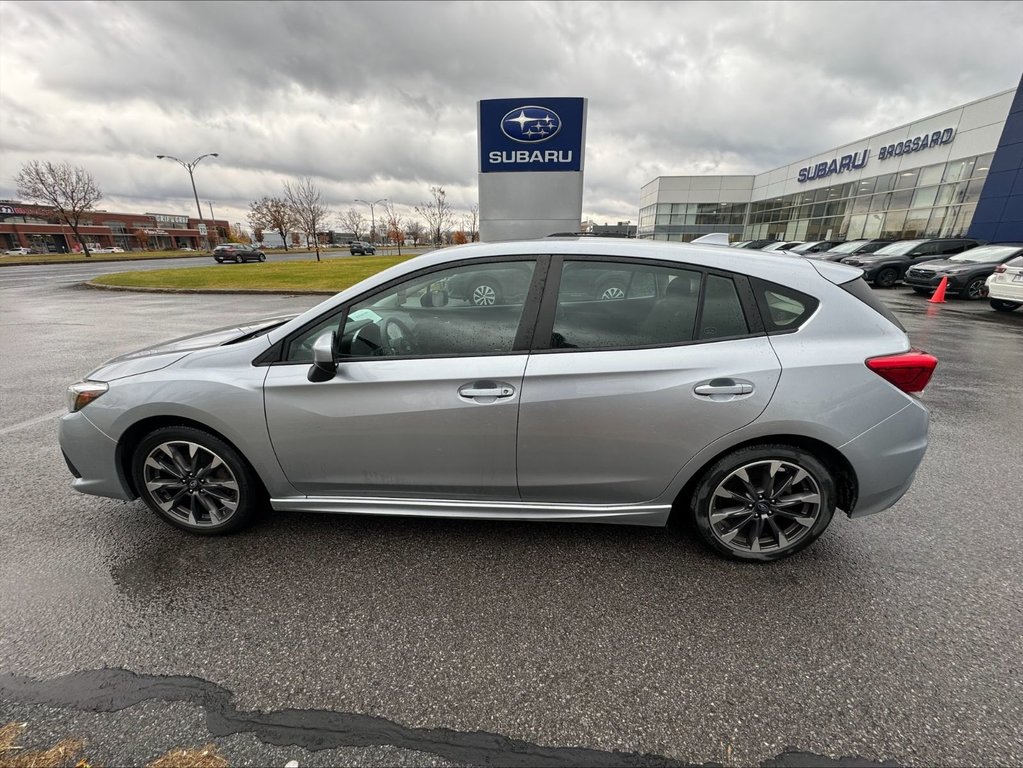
xmin=1 ymin=0 xmax=1021 ymax=228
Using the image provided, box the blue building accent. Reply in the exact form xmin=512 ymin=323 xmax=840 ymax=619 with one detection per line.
xmin=968 ymin=74 xmax=1023 ymax=243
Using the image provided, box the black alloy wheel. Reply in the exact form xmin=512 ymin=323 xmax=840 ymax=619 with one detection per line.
xmin=132 ymin=425 xmax=263 ymax=534
xmin=963 ymin=276 xmax=987 ymax=300
xmin=874 ymin=267 xmax=899 ymax=288
xmin=689 ymin=444 xmax=837 ymax=562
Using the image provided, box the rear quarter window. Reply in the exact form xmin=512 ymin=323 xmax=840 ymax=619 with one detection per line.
xmin=839 ymin=276 xmax=906 ymax=332
xmin=749 ymin=278 xmax=820 ymax=333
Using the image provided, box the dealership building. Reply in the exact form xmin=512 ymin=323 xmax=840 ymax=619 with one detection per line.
xmin=639 ymin=75 xmax=1023 ymax=244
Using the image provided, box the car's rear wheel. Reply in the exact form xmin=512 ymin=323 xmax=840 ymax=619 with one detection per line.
xmin=963 ymin=277 xmax=986 ymax=300
xmin=689 ymin=444 xmax=836 ymax=562
xmin=990 ymin=298 xmax=1020 ymax=312
xmin=874 ymin=267 xmax=899 ymax=288
xmin=214 ymin=257 xmax=222 ymax=263
xmin=132 ymin=426 xmax=262 ymax=535
xmin=469 ymin=279 xmax=501 ymax=306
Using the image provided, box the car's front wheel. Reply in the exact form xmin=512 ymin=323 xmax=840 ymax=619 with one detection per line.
xmin=874 ymin=267 xmax=899 ymax=288
xmin=258 ymin=254 xmax=266 ymax=262
xmin=132 ymin=426 xmax=262 ymax=535
xmin=689 ymin=444 xmax=836 ymax=562
xmin=990 ymin=298 xmax=1020 ymax=312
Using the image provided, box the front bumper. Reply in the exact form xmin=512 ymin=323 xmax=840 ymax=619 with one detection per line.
xmin=58 ymin=410 xmax=134 ymax=500
xmin=840 ymin=399 xmax=929 ymax=518
xmin=903 ymin=271 xmax=965 ymax=292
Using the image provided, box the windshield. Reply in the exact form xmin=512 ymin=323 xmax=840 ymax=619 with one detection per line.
xmin=827 ymin=240 xmax=869 ymax=254
xmin=873 ymin=240 xmax=926 ymax=256
xmin=789 ymin=242 xmax=823 ymax=253
xmin=948 ymin=245 xmax=1021 ymax=263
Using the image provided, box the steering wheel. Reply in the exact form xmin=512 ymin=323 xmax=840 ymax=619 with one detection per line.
xmin=379 ymin=316 xmax=414 ymax=356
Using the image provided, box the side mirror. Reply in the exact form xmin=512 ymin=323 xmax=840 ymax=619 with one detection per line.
xmin=307 ymin=331 xmax=337 ymax=382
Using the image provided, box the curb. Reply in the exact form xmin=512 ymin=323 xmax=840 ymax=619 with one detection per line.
xmin=0 ymin=253 xmax=214 ymax=268
xmin=84 ymin=281 xmax=336 ymax=296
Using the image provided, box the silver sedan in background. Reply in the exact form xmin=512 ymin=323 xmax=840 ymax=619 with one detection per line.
xmin=60 ymin=238 xmax=937 ymax=561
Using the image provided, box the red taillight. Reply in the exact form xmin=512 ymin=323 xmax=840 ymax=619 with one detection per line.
xmin=993 ymin=264 xmax=1007 ymax=273
xmin=866 ymin=349 xmax=938 ymax=394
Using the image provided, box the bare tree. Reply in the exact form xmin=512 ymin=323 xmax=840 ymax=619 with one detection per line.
xmin=338 ymin=208 xmax=366 ymax=241
xmin=15 ymin=160 xmax=102 ymax=257
xmin=248 ymin=196 xmax=295 ymax=251
xmin=284 ymin=177 xmax=328 ymax=262
xmin=466 ymin=203 xmax=479 ymax=242
xmin=414 ymin=186 xmax=452 ymax=246
xmin=382 ymin=201 xmax=404 ymax=256
xmin=404 ymin=219 xmax=424 ymax=247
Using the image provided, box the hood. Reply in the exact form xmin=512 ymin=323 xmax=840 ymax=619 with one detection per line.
xmin=87 ymin=314 xmax=296 ymax=381
xmin=909 ymin=259 xmax=993 ymax=272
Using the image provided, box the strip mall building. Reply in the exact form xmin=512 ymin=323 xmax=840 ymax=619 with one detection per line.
xmin=639 ymin=75 xmax=1023 ymax=244
xmin=0 ymin=203 xmax=229 ymax=253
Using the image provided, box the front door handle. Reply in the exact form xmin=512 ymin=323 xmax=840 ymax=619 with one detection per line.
xmin=694 ymin=379 xmax=754 ymax=396
xmin=458 ymin=381 xmax=515 ymax=400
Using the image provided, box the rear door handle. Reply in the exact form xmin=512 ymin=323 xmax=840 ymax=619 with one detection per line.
xmin=694 ymin=379 xmax=754 ymax=396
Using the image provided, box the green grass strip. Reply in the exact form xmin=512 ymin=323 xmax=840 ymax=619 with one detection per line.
xmin=90 ymin=255 xmax=415 ymax=292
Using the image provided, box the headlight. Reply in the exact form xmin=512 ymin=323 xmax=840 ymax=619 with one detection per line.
xmin=66 ymin=380 xmax=108 ymax=412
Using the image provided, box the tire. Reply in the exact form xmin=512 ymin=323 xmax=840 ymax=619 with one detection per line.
xmin=874 ymin=267 xmax=899 ymax=288
xmin=912 ymin=287 xmax=931 ymax=295
xmin=990 ymin=299 xmax=1020 ymax=312
xmin=962 ymin=277 xmax=986 ymax=300
xmin=598 ymin=280 xmax=627 ymax=301
xmin=131 ymin=425 xmax=263 ymax=535
xmin=469 ymin=279 xmax=501 ymax=306
xmin=258 ymin=254 xmax=266 ymax=262
xmin=234 ymin=254 xmax=243 ymax=263
xmin=214 ymin=258 xmax=222 ymax=263
xmin=689 ymin=444 xmax=836 ymax=562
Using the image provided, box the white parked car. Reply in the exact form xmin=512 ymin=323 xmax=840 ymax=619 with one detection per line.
xmin=985 ymin=252 xmax=1023 ymax=312
xmin=4 ymin=246 xmax=31 ymax=255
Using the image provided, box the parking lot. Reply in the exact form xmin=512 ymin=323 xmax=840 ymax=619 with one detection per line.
xmin=0 ymin=259 xmax=1021 ymax=767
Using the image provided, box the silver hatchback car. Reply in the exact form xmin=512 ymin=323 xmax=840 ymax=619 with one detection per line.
xmin=60 ymin=238 xmax=937 ymax=561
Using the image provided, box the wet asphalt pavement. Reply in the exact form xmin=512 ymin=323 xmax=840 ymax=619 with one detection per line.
xmin=0 ymin=258 xmax=1021 ymax=767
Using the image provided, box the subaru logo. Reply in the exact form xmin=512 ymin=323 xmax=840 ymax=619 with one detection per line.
xmin=500 ymin=105 xmax=561 ymax=144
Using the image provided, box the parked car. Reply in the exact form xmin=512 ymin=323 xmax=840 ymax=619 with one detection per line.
xmin=903 ymin=243 xmax=1023 ymax=300
xmin=807 ymin=240 xmax=889 ymax=262
xmin=179 ymin=246 xmax=196 ymax=252
xmin=730 ymin=240 xmax=752 ymax=248
xmin=761 ymin=241 xmax=804 ymax=252
xmin=787 ymin=240 xmax=846 ymax=255
xmin=737 ymin=239 xmax=781 ymax=249
xmin=213 ymin=244 xmax=266 ymax=263
xmin=985 ymin=252 xmax=1023 ymax=311
xmin=4 ymin=246 xmax=31 ymax=255
xmin=841 ymin=238 xmax=984 ymax=287
xmin=59 ymin=238 xmax=936 ymax=562
xmin=350 ymin=241 xmax=376 ymax=255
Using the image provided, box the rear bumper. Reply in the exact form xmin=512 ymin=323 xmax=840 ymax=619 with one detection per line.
xmin=986 ymin=275 xmax=1023 ymax=303
xmin=840 ymin=399 xmax=929 ymax=518
xmin=58 ymin=411 xmax=134 ymax=500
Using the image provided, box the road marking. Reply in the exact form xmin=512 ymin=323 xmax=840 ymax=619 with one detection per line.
xmin=0 ymin=409 xmax=65 ymax=435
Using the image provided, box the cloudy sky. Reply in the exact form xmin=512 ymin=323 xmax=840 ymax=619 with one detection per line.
xmin=1 ymin=1 xmax=1021 ymax=231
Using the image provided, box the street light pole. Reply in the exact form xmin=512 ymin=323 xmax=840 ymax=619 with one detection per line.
xmin=156 ymin=152 xmax=219 ymax=251
xmin=354 ymin=197 xmax=387 ymax=245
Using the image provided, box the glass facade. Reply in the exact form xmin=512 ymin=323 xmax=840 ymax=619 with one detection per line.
xmin=639 ymin=152 xmax=994 ymax=243
xmin=637 ymin=202 xmax=748 ymax=242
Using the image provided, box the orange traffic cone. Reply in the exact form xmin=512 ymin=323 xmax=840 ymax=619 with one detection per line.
xmin=929 ymin=276 xmax=948 ymax=304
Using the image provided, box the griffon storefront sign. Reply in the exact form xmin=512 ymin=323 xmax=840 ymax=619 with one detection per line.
xmin=478 ymin=97 xmax=587 ymax=241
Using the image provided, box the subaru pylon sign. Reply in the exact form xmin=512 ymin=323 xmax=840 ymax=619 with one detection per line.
xmin=479 ymin=97 xmax=586 ymax=173
xmin=478 ymin=97 xmax=587 ymax=242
